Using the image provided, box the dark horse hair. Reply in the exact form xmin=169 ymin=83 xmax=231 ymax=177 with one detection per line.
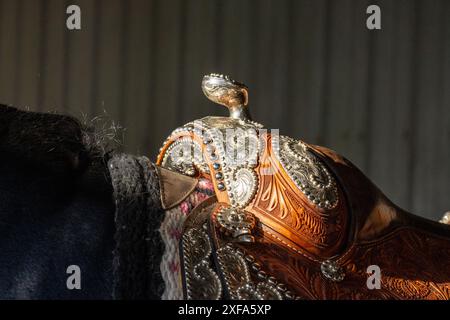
xmin=0 ymin=105 xmax=165 ymax=299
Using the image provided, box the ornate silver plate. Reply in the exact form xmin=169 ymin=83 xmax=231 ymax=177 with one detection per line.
xmin=272 ymin=135 xmax=339 ymax=209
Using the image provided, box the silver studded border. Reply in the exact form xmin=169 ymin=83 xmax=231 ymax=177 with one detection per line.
xmin=158 ymin=118 xmax=262 ymax=209
xmin=164 ymin=118 xmax=261 ymax=208
xmin=202 ymin=120 xmax=261 ymax=208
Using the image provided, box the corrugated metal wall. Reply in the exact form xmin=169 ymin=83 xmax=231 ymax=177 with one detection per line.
xmin=0 ymin=0 xmax=449 ymax=220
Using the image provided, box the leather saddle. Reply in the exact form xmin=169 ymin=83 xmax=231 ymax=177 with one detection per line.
xmin=156 ymin=73 xmax=450 ymax=300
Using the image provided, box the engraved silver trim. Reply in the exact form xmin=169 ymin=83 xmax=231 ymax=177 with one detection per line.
xmin=182 ymin=228 xmax=222 ymax=300
xmin=272 ymin=135 xmax=339 ymax=209
xmin=228 ymin=167 xmax=259 ymax=208
xmin=216 ymin=244 xmax=284 ymax=300
xmin=161 ymin=136 xmax=209 ymax=176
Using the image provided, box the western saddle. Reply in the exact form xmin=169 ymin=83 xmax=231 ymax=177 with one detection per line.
xmin=156 ymin=73 xmax=450 ymax=300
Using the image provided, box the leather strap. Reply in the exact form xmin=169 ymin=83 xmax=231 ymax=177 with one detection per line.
xmin=156 ymin=165 xmax=198 ymax=210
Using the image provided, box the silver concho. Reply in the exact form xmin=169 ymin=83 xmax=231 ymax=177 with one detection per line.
xmin=272 ymin=135 xmax=338 ymax=209
xmin=228 ymin=168 xmax=259 ymax=208
xmin=216 ymin=206 xmax=256 ymax=242
xmin=320 ymin=260 xmax=345 ymax=282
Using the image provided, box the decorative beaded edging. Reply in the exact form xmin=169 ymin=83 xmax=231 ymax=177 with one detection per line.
xmin=160 ymin=117 xmax=262 ymax=210
xmin=201 ymin=120 xmax=260 ymax=208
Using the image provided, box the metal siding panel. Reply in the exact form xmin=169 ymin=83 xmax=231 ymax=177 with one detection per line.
xmin=437 ymin=0 xmax=450 ymax=219
xmin=148 ymin=0 xmax=184 ymax=158
xmin=322 ymin=0 xmax=354 ymax=157
xmin=287 ymin=0 xmax=328 ymax=143
xmin=65 ymin=0 xmax=97 ymax=118
xmin=386 ymin=0 xmax=417 ymax=211
xmin=411 ymin=0 xmax=443 ymax=218
xmin=366 ymin=0 xmax=396 ymax=196
xmin=121 ymin=0 xmax=154 ymax=155
xmin=180 ymin=0 xmax=221 ymax=124
xmin=0 ymin=0 xmax=19 ymax=106
xmin=40 ymin=0 xmax=66 ymax=112
xmin=92 ymin=0 xmax=125 ymax=122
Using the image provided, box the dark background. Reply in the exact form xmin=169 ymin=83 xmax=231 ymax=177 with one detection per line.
xmin=0 ymin=0 xmax=449 ymax=221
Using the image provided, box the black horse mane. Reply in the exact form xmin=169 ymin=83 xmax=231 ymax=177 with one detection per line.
xmin=0 ymin=105 xmax=165 ymax=299
xmin=0 ymin=105 xmax=116 ymax=176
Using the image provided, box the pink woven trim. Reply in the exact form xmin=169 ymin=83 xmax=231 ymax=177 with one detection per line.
xmin=160 ymin=179 xmax=214 ymax=300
